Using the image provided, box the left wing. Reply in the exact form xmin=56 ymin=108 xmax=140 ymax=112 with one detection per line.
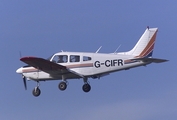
xmin=20 ymin=57 xmax=75 ymax=75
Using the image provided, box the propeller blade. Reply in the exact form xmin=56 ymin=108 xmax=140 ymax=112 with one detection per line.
xmin=23 ymin=75 xmax=27 ymax=90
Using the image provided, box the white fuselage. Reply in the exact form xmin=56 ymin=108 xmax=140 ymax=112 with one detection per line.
xmin=17 ymin=52 xmax=149 ymax=81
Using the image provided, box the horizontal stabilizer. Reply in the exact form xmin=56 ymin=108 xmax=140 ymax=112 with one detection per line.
xmin=132 ymin=57 xmax=168 ymax=63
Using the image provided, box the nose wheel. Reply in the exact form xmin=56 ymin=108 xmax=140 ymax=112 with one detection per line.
xmin=32 ymin=87 xmax=41 ymax=97
xmin=32 ymin=81 xmax=41 ymax=97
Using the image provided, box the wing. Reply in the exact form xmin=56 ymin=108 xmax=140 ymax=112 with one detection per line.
xmin=20 ymin=57 xmax=74 ymax=75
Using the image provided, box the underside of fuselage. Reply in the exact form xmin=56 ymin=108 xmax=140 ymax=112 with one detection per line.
xmin=22 ymin=71 xmax=81 ymax=81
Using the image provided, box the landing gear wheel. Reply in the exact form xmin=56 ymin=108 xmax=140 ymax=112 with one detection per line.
xmin=82 ymin=84 xmax=91 ymax=93
xmin=32 ymin=87 xmax=41 ymax=97
xmin=58 ymin=82 xmax=67 ymax=91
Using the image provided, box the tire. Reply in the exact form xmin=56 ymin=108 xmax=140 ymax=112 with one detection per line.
xmin=82 ymin=84 xmax=91 ymax=93
xmin=32 ymin=88 xmax=41 ymax=97
xmin=58 ymin=82 xmax=67 ymax=91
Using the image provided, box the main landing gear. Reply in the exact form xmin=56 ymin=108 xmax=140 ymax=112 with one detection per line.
xmin=58 ymin=81 xmax=67 ymax=91
xmin=82 ymin=77 xmax=91 ymax=92
xmin=82 ymin=83 xmax=91 ymax=92
xmin=31 ymin=78 xmax=91 ymax=97
xmin=58 ymin=77 xmax=91 ymax=93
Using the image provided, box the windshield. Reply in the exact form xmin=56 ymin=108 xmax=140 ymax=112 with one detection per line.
xmin=52 ymin=55 xmax=68 ymax=63
xmin=46 ymin=54 xmax=55 ymax=61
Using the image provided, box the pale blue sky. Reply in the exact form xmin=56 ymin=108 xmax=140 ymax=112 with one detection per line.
xmin=0 ymin=1 xmax=176 ymax=120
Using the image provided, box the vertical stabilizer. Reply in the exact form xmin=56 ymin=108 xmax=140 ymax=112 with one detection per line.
xmin=125 ymin=27 xmax=158 ymax=58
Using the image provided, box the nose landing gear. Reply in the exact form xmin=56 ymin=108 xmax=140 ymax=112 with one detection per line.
xmin=32 ymin=81 xmax=41 ymax=97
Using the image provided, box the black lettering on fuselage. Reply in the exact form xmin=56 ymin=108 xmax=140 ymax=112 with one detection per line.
xmin=105 ymin=60 xmax=110 ymax=67
xmin=113 ymin=59 xmax=117 ymax=66
xmin=118 ymin=59 xmax=123 ymax=66
xmin=94 ymin=61 xmax=100 ymax=68
xmin=94 ymin=59 xmax=123 ymax=68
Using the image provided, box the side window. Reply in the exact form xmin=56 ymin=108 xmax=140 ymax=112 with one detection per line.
xmin=70 ymin=55 xmax=80 ymax=62
xmin=83 ymin=56 xmax=92 ymax=61
xmin=52 ymin=55 xmax=68 ymax=63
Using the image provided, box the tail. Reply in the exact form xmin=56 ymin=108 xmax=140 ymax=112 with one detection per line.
xmin=125 ymin=27 xmax=158 ymax=58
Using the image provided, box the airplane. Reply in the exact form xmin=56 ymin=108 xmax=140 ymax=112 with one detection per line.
xmin=16 ymin=27 xmax=168 ymax=97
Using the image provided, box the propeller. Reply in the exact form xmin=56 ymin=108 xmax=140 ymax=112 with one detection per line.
xmin=22 ymin=75 xmax=27 ymax=90
xmin=19 ymin=51 xmax=27 ymax=90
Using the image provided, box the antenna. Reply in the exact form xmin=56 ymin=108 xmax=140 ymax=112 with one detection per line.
xmin=95 ymin=46 xmax=102 ymax=53
xmin=114 ymin=44 xmax=121 ymax=53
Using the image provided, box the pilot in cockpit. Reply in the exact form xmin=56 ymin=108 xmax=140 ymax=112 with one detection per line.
xmin=57 ymin=56 xmax=64 ymax=63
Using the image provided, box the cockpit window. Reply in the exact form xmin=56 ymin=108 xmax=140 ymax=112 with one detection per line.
xmin=46 ymin=54 xmax=55 ymax=61
xmin=70 ymin=55 xmax=80 ymax=62
xmin=83 ymin=56 xmax=92 ymax=61
xmin=52 ymin=55 xmax=68 ymax=63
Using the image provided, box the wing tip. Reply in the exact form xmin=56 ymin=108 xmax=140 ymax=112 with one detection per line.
xmin=20 ymin=56 xmax=37 ymax=61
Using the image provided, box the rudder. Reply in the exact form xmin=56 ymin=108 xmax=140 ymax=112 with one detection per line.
xmin=126 ymin=27 xmax=158 ymax=58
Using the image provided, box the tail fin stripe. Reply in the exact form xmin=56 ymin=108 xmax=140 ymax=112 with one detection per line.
xmin=142 ymin=44 xmax=154 ymax=57
xmin=119 ymin=28 xmax=158 ymax=58
xmin=139 ymin=30 xmax=157 ymax=57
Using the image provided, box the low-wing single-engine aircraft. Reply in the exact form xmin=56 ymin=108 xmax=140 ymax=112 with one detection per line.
xmin=16 ymin=27 xmax=168 ymax=97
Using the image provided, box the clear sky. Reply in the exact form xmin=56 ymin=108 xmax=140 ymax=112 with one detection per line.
xmin=1 ymin=1 xmax=176 ymax=120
